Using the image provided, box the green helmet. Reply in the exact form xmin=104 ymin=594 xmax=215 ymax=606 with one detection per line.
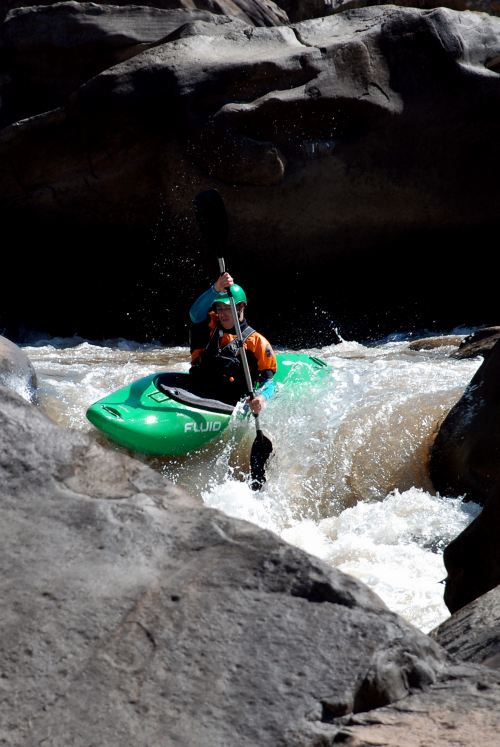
xmin=213 ymin=284 xmax=247 ymax=306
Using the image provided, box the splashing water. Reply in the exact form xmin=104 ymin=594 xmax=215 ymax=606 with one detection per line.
xmin=26 ymin=335 xmax=483 ymax=631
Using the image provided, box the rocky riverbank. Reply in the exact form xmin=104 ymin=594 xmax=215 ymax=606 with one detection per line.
xmin=3 ymin=333 xmax=500 ymax=744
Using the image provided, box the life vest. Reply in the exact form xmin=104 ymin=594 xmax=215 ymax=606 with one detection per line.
xmin=190 ymin=314 xmax=275 ymax=405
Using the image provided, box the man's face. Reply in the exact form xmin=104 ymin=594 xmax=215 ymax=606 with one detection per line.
xmin=214 ymin=302 xmax=245 ymax=329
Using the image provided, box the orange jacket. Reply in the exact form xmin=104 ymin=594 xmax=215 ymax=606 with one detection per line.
xmin=191 ymin=312 xmax=277 ymax=375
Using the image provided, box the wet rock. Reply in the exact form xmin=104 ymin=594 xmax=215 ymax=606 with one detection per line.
xmin=440 ymin=486 xmax=500 ymax=613
xmin=430 ymin=335 xmax=500 ymax=613
xmin=408 ymin=335 xmax=464 ymax=351
xmin=429 ymin=338 xmax=500 ymax=505
xmin=452 ymin=326 xmax=500 ymax=360
xmin=0 ymin=334 xmax=37 ymax=401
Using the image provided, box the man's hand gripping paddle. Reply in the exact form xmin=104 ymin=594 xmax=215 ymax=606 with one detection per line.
xmin=193 ymin=189 xmax=273 ymax=490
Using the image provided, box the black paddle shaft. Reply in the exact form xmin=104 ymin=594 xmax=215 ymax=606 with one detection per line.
xmin=216 ymin=257 xmax=256 ymax=401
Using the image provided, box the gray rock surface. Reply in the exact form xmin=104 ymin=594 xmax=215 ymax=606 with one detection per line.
xmin=4 ymin=382 xmax=500 ymax=744
xmin=0 ymin=2 xmax=251 ymax=125
xmin=329 ymin=670 xmax=500 ymax=747
xmin=431 ymin=584 xmax=500 ymax=671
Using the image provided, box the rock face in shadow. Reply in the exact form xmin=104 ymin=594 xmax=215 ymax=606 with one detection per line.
xmin=0 ymin=3 xmax=250 ymax=127
xmin=441 ymin=486 xmax=500 ymax=613
xmin=3 ymin=367 xmax=500 ymax=744
xmin=1 ymin=5 xmax=500 ymax=341
xmin=430 ymin=338 xmax=500 ymax=506
xmin=452 ymin=326 xmax=500 ymax=359
xmin=2 ymin=6 xmax=499 ymax=237
xmin=428 ymin=337 xmax=500 ymax=613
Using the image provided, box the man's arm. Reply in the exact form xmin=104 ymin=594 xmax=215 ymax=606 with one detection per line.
xmin=256 ymin=370 xmax=276 ymax=401
xmin=189 ymin=272 xmax=234 ymax=323
xmin=189 ymin=286 xmax=220 ymax=323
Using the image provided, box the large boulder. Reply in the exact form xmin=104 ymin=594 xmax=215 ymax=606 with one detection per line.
xmin=4 ymin=380 xmax=500 ymax=743
xmin=3 ymin=6 xmax=499 ymax=236
xmin=1 ymin=6 xmax=500 ymax=340
xmin=0 ymin=0 xmax=288 ymax=27
xmin=0 ymin=2 xmax=251 ymax=127
xmin=429 ymin=338 xmax=500 ymax=506
xmin=429 ymin=337 xmax=500 ymax=612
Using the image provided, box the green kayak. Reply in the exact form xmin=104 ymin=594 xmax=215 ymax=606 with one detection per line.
xmin=86 ymin=353 xmax=329 ymax=456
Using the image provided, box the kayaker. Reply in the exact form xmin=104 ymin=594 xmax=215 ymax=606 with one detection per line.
xmin=189 ymin=272 xmax=277 ymax=412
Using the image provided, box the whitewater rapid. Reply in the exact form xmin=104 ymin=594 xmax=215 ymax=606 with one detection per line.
xmin=23 ymin=334 xmax=482 ymax=632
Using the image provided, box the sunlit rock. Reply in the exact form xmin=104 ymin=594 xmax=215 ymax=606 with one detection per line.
xmin=408 ymin=335 xmax=464 ymax=351
xmin=431 ymin=583 xmax=500 ymax=667
xmin=0 ymin=2 xmax=253 ymax=126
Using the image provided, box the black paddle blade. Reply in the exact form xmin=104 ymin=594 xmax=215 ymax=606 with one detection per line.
xmin=250 ymin=430 xmax=273 ymax=491
xmin=193 ymin=189 xmax=228 ymax=256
